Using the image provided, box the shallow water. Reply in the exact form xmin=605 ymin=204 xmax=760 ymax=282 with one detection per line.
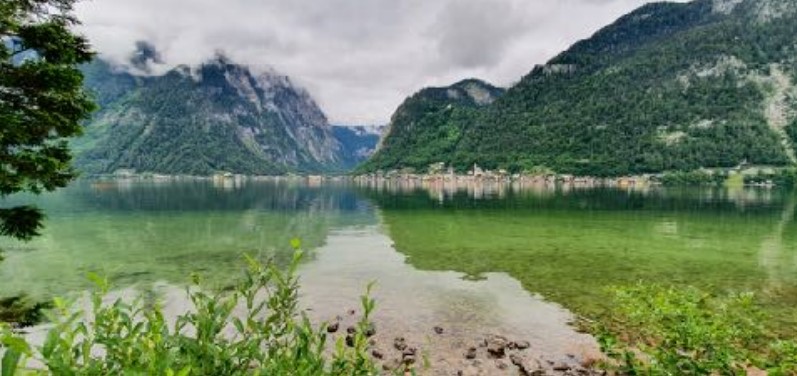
xmin=1 ymin=179 xmax=796 ymax=344
xmin=17 ymin=226 xmax=598 ymax=374
xmin=298 ymin=227 xmax=598 ymax=373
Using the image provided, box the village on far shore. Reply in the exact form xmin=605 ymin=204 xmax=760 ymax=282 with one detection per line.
xmin=97 ymin=160 xmax=795 ymax=194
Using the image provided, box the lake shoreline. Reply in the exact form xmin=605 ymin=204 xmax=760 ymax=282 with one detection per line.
xmin=81 ymin=165 xmax=795 ymax=189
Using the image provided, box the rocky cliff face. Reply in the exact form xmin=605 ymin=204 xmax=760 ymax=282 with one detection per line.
xmin=75 ymin=54 xmax=344 ymax=175
xmin=331 ymin=125 xmax=385 ymax=169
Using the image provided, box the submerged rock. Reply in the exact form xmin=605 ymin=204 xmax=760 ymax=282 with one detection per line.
xmin=511 ymin=354 xmax=545 ymax=376
xmin=326 ymin=322 xmax=339 ymax=333
xmin=365 ymin=322 xmax=377 ymax=337
xmin=393 ymin=337 xmax=407 ymax=351
xmin=553 ymin=362 xmax=571 ymax=372
xmin=513 ymin=340 xmax=531 ymax=350
xmin=486 ymin=335 xmax=509 ymax=358
xmin=457 ymin=365 xmax=484 ymax=376
xmin=402 ymin=346 xmax=417 ymax=364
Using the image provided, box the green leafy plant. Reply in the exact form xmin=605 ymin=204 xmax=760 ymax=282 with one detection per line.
xmin=766 ymin=340 xmax=797 ymax=376
xmin=0 ymin=249 xmax=380 ymax=375
xmin=596 ymin=284 xmax=771 ymax=375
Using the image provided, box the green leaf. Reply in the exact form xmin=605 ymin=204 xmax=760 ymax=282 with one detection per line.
xmin=0 ymin=337 xmax=29 ymax=356
xmin=232 ymin=318 xmax=245 ymax=334
xmin=1 ymin=348 xmax=21 ymax=376
xmin=52 ymin=297 xmax=67 ymax=311
xmin=87 ymin=272 xmax=108 ymax=291
xmin=42 ymin=329 xmax=59 ymax=358
xmin=290 ymin=238 xmax=302 ymax=250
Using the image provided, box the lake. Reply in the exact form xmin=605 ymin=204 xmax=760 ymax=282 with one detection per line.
xmin=1 ymin=178 xmax=796 ymax=371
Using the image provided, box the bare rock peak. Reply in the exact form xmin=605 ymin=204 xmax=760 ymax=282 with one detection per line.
xmin=712 ymin=0 xmax=744 ymax=14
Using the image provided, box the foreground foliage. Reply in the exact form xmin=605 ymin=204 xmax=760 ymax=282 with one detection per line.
xmin=1 ymin=0 xmax=95 ymax=334
xmin=1 ymin=0 xmax=95 ymax=241
xmin=0 ymin=251 xmax=380 ymax=375
xmin=597 ymin=284 xmax=797 ymax=375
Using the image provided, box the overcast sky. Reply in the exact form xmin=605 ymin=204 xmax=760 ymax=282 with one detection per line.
xmin=74 ymin=0 xmax=676 ymax=125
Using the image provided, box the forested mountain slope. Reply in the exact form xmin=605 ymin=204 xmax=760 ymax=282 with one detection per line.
xmin=361 ymin=0 xmax=797 ymax=176
xmin=358 ymin=79 xmax=504 ymax=172
xmin=75 ymin=55 xmax=345 ymax=175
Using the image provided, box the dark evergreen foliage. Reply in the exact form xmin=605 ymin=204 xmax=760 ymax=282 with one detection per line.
xmin=0 ymin=0 xmax=95 ymax=240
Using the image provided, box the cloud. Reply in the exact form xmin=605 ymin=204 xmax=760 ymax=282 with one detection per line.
xmin=431 ymin=0 xmax=534 ymax=69
xmin=129 ymin=41 xmax=164 ymax=73
xmin=73 ymin=0 xmax=678 ymax=124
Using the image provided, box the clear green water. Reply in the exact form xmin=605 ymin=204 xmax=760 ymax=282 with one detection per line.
xmin=0 ymin=180 xmax=376 ymax=296
xmin=370 ymin=187 xmax=797 ymax=334
xmin=1 ymin=180 xmax=796 ymax=334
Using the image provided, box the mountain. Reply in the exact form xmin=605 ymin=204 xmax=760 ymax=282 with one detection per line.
xmin=74 ymin=54 xmax=345 ymax=175
xmin=360 ymin=0 xmax=797 ymax=176
xmin=331 ymin=125 xmax=385 ymax=169
xmin=358 ymin=79 xmax=504 ymax=172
